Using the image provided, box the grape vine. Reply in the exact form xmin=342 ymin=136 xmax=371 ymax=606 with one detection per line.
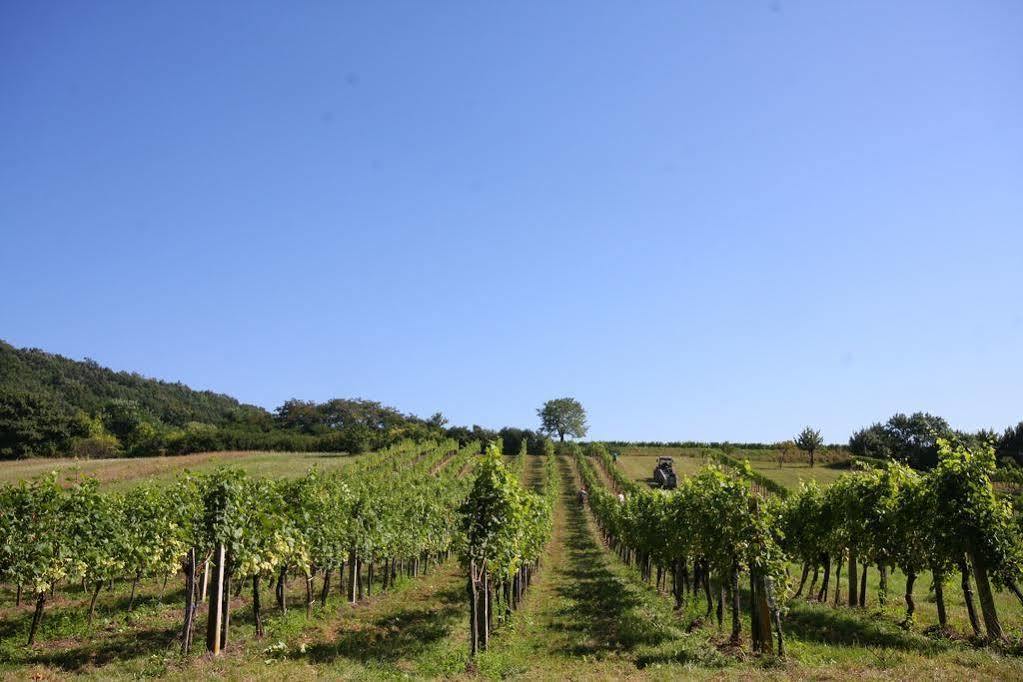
xmin=0 ymin=438 xmax=476 ymax=650
xmin=458 ymin=442 xmax=555 ymax=656
xmin=580 ymin=437 xmax=1023 ymax=652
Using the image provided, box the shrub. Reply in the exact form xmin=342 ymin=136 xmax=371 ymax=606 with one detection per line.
xmin=70 ymin=433 xmax=122 ymax=459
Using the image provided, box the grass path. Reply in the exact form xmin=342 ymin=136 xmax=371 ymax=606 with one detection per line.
xmin=477 ymin=455 xmax=1023 ymax=681
xmin=474 ymin=455 xmax=727 ymax=680
xmin=585 ymin=454 xmax=619 ymax=492
xmin=291 ymin=559 xmax=470 ymax=680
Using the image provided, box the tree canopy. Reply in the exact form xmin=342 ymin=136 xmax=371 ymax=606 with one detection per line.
xmin=849 ymin=412 xmax=952 ymax=468
xmin=996 ymin=422 xmax=1023 ymax=467
xmin=795 ymin=427 xmax=824 ymax=468
xmin=537 ymin=397 xmax=588 ymax=442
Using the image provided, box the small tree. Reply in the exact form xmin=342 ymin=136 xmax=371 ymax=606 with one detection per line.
xmin=796 ymin=427 xmax=824 ymax=468
xmin=537 ymin=398 xmax=588 ymax=442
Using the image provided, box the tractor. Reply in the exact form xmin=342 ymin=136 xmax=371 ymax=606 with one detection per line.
xmin=652 ymin=456 xmax=677 ymax=489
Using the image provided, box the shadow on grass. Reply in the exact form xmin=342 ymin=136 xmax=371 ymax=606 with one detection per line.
xmin=783 ymin=603 xmax=950 ymax=655
xmin=308 ymin=452 xmax=360 ymax=460
xmin=304 ymin=582 xmax=464 ymax=663
xmin=632 ymin=643 xmax=734 ymax=670
xmin=525 ymin=454 xmax=545 ymax=494
xmin=14 ymin=624 xmax=180 ymax=672
xmin=0 ymin=588 xmax=183 ymax=648
xmin=0 ymin=609 xmax=30 ymax=640
xmin=550 ymin=457 xmax=671 ymax=655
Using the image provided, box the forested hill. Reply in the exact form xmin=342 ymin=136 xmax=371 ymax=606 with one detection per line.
xmin=0 ymin=340 xmax=454 ymax=459
xmin=0 ymin=340 xmax=268 ymax=427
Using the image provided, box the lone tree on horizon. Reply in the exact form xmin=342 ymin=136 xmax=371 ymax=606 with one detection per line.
xmin=796 ymin=426 xmax=824 ymax=468
xmin=538 ymin=398 xmax=588 ymax=442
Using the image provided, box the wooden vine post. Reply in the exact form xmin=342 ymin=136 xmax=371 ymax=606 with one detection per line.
xmin=181 ymin=548 xmax=198 ymax=653
xmin=206 ymin=542 xmax=227 ymax=655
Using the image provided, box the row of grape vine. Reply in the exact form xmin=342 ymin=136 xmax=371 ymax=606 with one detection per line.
xmin=576 ymin=438 xmax=1023 ymax=655
xmin=458 ymin=440 xmax=556 ymax=656
xmin=0 ymin=438 xmax=476 ymax=651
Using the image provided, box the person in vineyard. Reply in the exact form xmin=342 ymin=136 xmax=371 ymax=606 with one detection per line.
xmin=578 ymin=486 xmax=588 ymax=506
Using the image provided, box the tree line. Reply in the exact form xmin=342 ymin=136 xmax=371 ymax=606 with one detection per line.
xmin=848 ymin=412 xmax=1023 ymax=470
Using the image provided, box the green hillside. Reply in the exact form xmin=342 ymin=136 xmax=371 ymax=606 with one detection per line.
xmin=0 ymin=341 xmax=448 ymax=459
xmin=0 ymin=340 xmax=268 ymax=427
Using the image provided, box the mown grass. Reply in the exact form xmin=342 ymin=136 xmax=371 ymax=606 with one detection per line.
xmin=0 ymin=450 xmax=362 ymax=490
xmin=615 ymin=453 xmax=710 ymax=486
xmin=0 ymin=549 xmax=471 ymax=680
xmin=747 ymin=460 xmax=850 ymax=488
xmin=616 ymin=446 xmax=851 ymax=490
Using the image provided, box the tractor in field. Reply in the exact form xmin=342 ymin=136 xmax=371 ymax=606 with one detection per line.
xmin=652 ymin=456 xmax=677 ymax=489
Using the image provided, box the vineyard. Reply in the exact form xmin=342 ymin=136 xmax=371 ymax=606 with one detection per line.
xmin=3 ymin=440 xmax=1023 ymax=679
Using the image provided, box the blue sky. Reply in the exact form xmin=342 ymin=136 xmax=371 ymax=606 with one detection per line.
xmin=2 ymin=1 xmax=1021 ymax=442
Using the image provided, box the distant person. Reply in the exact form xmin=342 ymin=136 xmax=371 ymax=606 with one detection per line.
xmin=618 ymin=492 xmax=625 ymax=504
xmin=612 ymin=451 xmax=619 ymax=463
xmin=578 ymin=487 xmax=588 ymax=506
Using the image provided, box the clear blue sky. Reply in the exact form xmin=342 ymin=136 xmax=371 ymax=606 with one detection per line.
xmin=2 ymin=1 xmax=1021 ymax=443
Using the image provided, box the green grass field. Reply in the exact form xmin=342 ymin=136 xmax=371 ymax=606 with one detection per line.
xmin=615 ymin=452 xmax=711 ymax=486
xmin=747 ymin=460 xmax=850 ymax=488
xmin=0 ymin=450 xmax=362 ymax=491
xmin=614 ymin=446 xmax=852 ymax=491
